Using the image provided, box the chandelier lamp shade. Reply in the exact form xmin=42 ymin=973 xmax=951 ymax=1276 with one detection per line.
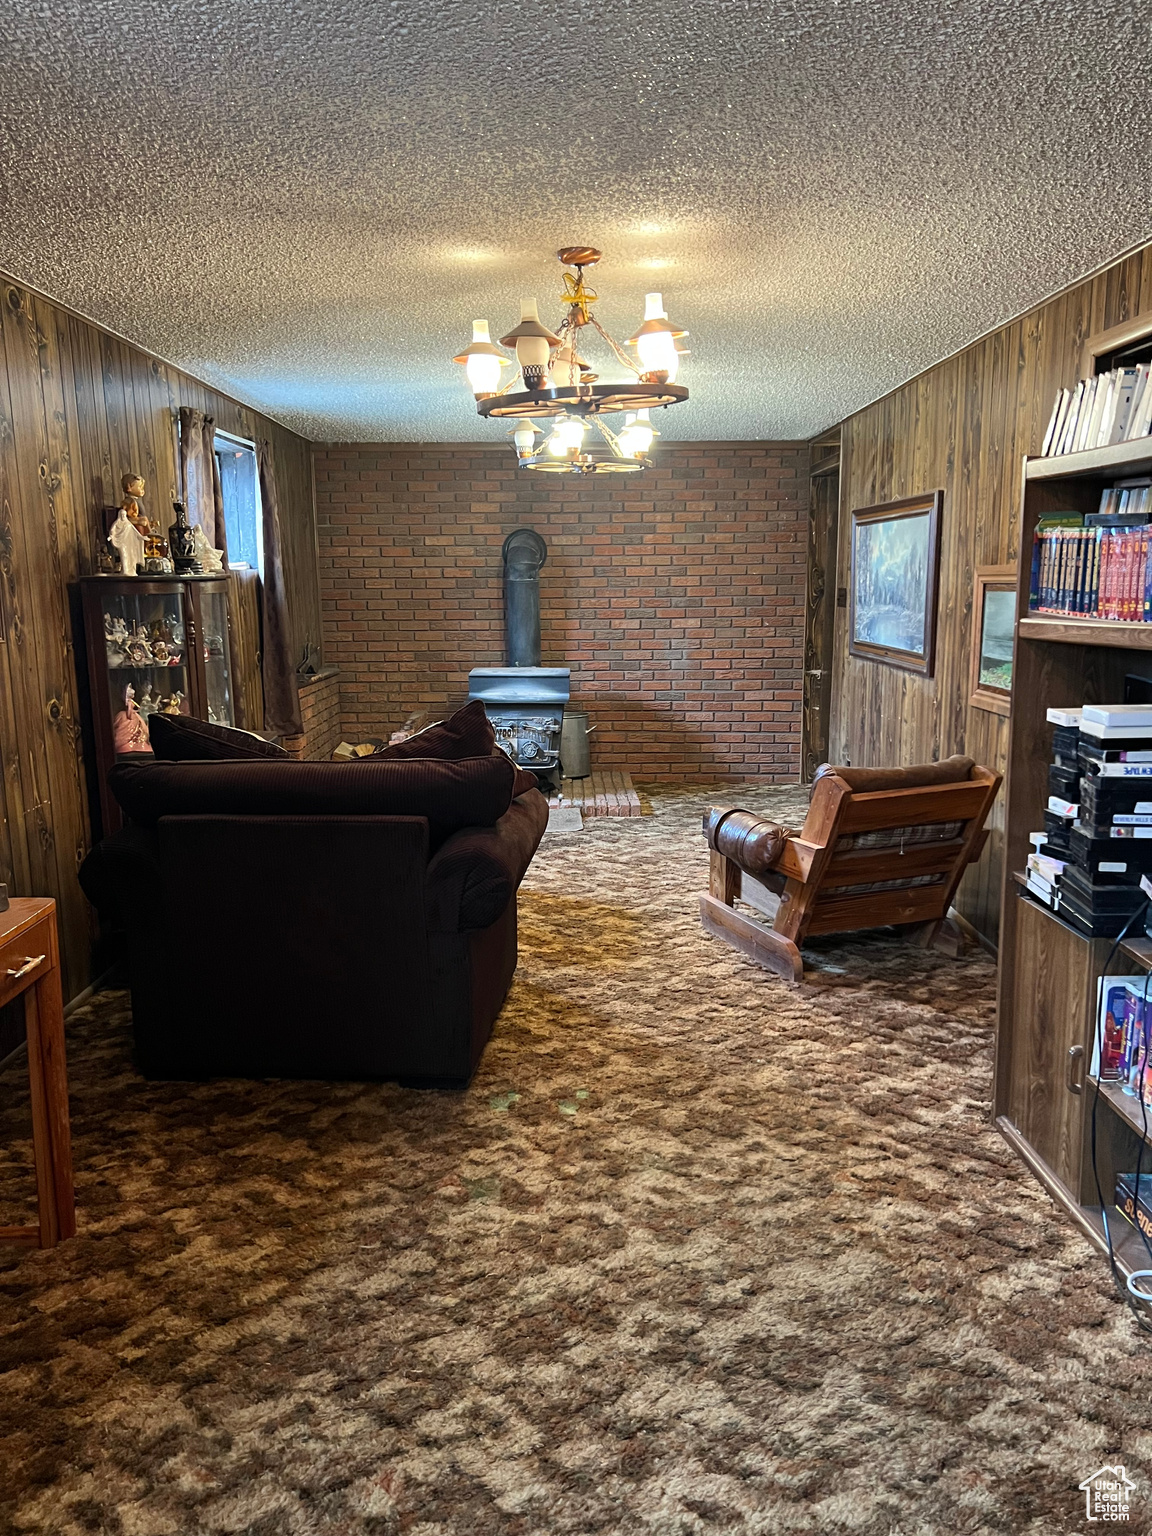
xmin=452 ymin=246 xmax=689 ymax=474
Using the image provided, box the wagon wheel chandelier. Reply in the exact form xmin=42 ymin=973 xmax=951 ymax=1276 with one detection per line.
xmin=452 ymin=246 xmax=689 ymax=473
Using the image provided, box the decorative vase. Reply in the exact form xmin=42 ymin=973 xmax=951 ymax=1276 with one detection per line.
xmin=168 ymin=501 xmax=201 ymax=574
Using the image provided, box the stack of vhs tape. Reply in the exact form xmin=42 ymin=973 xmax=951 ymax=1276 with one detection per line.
xmin=1032 ymin=705 xmax=1152 ymax=936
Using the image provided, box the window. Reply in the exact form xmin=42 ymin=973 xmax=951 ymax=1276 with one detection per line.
xmin=214 ymin=433 xmax=263 ymax=574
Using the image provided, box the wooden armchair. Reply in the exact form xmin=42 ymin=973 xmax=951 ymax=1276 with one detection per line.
xmin=700 ymin=755 xmax=1002 ymax=981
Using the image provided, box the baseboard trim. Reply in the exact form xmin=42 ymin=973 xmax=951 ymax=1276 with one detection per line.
xmin=947 ymin=905 xmax=998 ymax=958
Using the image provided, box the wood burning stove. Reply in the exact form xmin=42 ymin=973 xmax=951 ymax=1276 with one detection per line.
xmin=468 ymin=667 xmax=570 ymax=772
xmin=469 ymin=528 xmax=570 ymax=781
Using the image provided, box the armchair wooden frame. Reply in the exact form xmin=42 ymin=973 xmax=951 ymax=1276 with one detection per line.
xmin=700 ymin=764 xmax=1002 ymax=982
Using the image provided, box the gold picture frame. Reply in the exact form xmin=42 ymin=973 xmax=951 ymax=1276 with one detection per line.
xmin=969 ymin=564 xmax=1016 ymax=716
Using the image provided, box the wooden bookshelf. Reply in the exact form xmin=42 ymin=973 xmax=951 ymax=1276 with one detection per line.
xmin=997 ymin=1118 xmax=1152 ymax=1281
xmin=1091 ymin=1076 xmax=1152 ymax=1142
xmin=1120 ymin=935 xmax=1152 ymax=968
xmin=1018 ymin=616 xmax=1152 ymax=648
xmin=995 ymin=440 xmax=1152 ymax=1281
xmin=1026 ymin=438 xmax=1152 ymax=483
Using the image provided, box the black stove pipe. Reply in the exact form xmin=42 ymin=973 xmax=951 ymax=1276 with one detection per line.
xmin=502 ymin=528 xmax=548 ymax=667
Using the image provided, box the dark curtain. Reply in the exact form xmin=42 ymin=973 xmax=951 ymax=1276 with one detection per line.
xmin=257 ymin=439 xmax=303 ymax=737
xmin=177 ymin=408 xmax=229 ymax=557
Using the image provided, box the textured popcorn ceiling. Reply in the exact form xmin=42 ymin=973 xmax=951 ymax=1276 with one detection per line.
xmin=1 ymin=1 xmax=1151 ymax=442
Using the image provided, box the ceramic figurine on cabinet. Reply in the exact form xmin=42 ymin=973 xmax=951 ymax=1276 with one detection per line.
xmin=119 ymin=473 xmax=151 ymax=536
xmin=123 ymin=623 xmax=152 ymax=666
xmin=104 ymin=613 xmax=128 ymax=666
xmin=160 ymin=691 xmax=185 ymax=715
xmin=108 ymin=508 xmax=146 ymax=576
xmin=112 ymin=682 xmax=151 ymax=755
xmin=191 ymin=524 xmax=224 ymax=572
xmin=95 ymin=529 xmax=117 ymax=574
xmin=136 ymin=686 xmax=158 ymax=717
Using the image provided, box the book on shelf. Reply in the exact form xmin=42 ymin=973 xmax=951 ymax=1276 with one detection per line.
xmin=1116 ymin=1176 xmax=1152 ymax=1243
xmin=1026 ymin=874 xmax=1056 ymax=906
xmin=1078 ymin=742 xmax=1152 ymax=763
xmin=1083 ymin=705 xmax=1152 ymax=728
xmin=1090 ymin=977 xmax=1148 ymax=1080
xmin=1041 ymin=363 xmax=1152 ymax=457
xmin=1029 ymin=521 xmax=1152 ymax=620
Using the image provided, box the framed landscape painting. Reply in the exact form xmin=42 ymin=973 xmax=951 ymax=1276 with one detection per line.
xmin=848 ymin=491 xmax=943 ymax=676
xmin=968 ymin=564 xmax=1017 ymax=716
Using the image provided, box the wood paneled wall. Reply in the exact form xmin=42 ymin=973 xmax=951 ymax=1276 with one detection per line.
xmin=0 ymin=273 xmax=322 ymax=1001
xmin=829 ymin=242 xmax=1152 ymax=942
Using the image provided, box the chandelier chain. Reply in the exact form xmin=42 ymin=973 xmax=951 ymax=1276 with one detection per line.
xmin=587 ymin=313 xmax=642 ymax=377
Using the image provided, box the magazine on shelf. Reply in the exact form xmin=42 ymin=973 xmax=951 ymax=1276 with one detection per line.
xmin=1041 ymin=365 xmax=1152 ymax=457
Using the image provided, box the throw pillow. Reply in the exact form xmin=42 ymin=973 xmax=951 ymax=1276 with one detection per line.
xmin=148 ymin=713 xmax=290 ymax=762
xmin=376 ymin=699 xmax=495 ymax=761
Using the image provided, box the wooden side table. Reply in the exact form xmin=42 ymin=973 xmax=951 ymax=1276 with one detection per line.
xmin=0 ymin=898 xmax=75 ymax=1248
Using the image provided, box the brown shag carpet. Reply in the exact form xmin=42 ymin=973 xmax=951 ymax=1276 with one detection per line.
xmin=3 ymin=786 xmax=1152 ymax=1536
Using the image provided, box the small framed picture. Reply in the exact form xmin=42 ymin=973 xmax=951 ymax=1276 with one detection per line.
xmin=849 ymin=491 xmax=943 ymax=676
xmin=969 ymin=565 xmax=1017 ymax=715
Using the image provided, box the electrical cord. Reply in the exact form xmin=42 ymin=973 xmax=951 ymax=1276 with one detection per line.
xmin=1087 ymin=896 xmax=1152 ymax=1332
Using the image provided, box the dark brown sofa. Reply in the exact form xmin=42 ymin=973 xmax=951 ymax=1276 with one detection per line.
xmin=80 ymin=753 xmax=548 ymax=1084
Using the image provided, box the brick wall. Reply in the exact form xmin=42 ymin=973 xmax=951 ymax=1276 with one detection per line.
xmin=313 ymin=442 xmax=807 ymax=782
xmin=281 ymin=670 xmax=343 ymax=760
xmin=298 ymin=670 xmax=343 ymax=760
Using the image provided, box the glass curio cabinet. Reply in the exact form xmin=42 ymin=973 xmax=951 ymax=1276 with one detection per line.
xmin=78 ymin=574 xmax=237 ymax=836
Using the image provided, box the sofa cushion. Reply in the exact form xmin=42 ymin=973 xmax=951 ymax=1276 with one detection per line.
xmin=377 ymin=699 xmax=495 ymax=760
xmin=511 ymin=763 xmax=540 ymax=797
xmin=108 ymin=753 xmax=518 ymax=848
xmin=148 ymin=712 xmax=289 ymax=761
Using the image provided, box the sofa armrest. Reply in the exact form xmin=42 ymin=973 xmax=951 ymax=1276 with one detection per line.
xmin=78 ymin=823 xmax=162 ymax=921
xmin=425 ymin=788 xmax=548 ymax=933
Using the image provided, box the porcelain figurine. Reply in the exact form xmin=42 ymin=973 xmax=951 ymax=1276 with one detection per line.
xmin=112 ymin=682 xmax=151 ymax=755
xmin=160 ymin=691 xmax=185 ymax=715
xmin=191 ymin=524 xmax=224 ymax=573
xmin=108 ymin=507 xmax=146 ymax=576
xmin=104 ymin=613 xmax=128 ymax=667
xmin=123 ymin=624 xmax=152 ymax=666
xmin=120 ymin=473 xmax=152 ymax=536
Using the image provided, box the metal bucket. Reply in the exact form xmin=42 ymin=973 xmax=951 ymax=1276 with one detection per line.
xmin=560 ymin=710 xmax=594 ymax=779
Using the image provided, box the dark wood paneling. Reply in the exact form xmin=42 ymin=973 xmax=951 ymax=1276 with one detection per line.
xmin=829 ymin=241 xmax=1152 ymax=939
xmin=802 ymin=433 xmax=840 ymax=779
xmin=0 ymin=272 xmax=322 ymax=1000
